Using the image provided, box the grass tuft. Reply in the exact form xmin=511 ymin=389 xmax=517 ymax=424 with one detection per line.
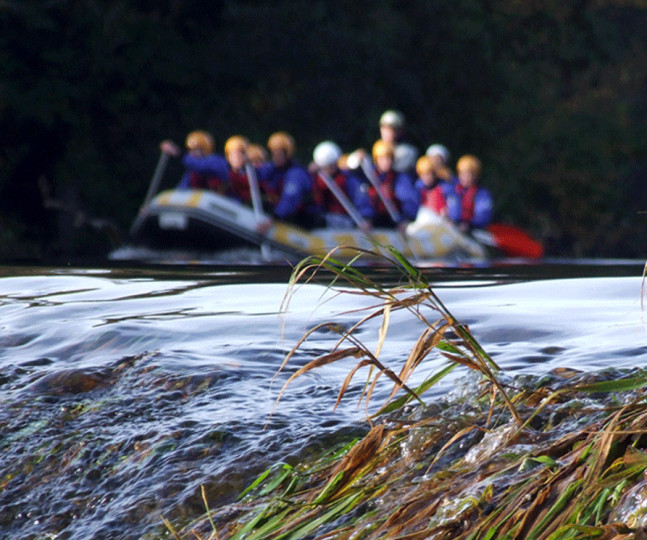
xmin=276 ymin=246 xmax=518 ymax=423
xmin=169 ymin=248 xmax=647 ymax=538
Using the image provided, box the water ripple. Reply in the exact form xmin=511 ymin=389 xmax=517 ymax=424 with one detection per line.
xmin=0 ymin=267 xmax=644 ymax=537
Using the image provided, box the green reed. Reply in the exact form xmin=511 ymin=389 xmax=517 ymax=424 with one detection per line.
xmin=170 ymin=247 xmax=647 ymax=539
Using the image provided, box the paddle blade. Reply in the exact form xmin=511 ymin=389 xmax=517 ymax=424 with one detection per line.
xmin=487 ymin=223 xmax=544 ymax=259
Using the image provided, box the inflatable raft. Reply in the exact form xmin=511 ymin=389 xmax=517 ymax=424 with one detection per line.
xmin=129 ymin=189 xmax=491 ymax=261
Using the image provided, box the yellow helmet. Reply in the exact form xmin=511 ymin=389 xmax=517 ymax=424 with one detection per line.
xmin=456 ymin=154 xmax=482 ymax=177
xmin=415 ymin=155 xmax=434 ymax=176
xmin=185 ymin=130 xmax=214 ymax=154
xmin=372 ymin=139 xmax=394 ymax=161
xmin=247 ymin=143 xmax=268 ymax=165
xmin=267 ymin=131 xmax=296 ymax=159
xmin=224 ymin=135 xmax=249 ymax=156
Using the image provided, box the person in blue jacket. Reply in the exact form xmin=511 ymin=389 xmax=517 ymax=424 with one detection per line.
xmin=447 ymin=154 xmax=493 ymax=233
xmin=162 ymin=133 xmax=270 ymax=206
xmin=255 ymin=131 xmax=314 ymax=233
xmin=347 ymin=139 xmax=418 ymax=234
xmin=161 ymin=131 xmax=230 ymax=193
xmin=310 ymin=141 xmax=372 ymax=231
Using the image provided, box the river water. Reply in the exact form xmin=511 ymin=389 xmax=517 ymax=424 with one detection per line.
xmin=0 ymin=256 xmax=645 ymax=538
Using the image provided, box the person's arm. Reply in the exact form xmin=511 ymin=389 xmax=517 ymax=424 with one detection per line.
xmin=182 ymin=154 xmax=228 ymax=176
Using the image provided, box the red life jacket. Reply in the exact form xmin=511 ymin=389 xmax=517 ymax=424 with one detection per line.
xmin=314 ymin=171 xmax=348 ymax=214
xmin=420 ymin=185 xmax=447 ymax=214
xmin=190 ymin=168 xmax=229 ymax=195
xmin=189 ymin=171 xmax=221 ymax=190
xmin=369 ymin=170 xmax=400 ymax=217
xmin=456 ymin=184 xmax=478 ymax=222
xmin=228 ymin=169 xmax=252 ymax=203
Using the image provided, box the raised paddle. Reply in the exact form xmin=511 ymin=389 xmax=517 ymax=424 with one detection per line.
xmin=142 ymin=151 xmax=170 ymax=208
xmin=360 ymin=156 xmax=402 ymax=224
xmin=317 ymin=170 xmax=368 ymax=229
xmin=245 ymin=162 xmax=272 ymax=260
xmin=358 ymin=156 xmax=418 ymax=258
xmin=245 ymin=162 xmax=264 ymax=220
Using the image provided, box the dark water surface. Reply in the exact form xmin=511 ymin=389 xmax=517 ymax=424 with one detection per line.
xmin=0 ymin=258 xmax=645 ymax=538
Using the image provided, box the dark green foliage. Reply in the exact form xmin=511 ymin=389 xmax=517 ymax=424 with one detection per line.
xmin=1 ymin=0 xmax=647 ymax=258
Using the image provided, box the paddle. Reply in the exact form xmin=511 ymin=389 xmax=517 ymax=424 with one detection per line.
xmin=318 ymin=170 xmax=368 ymax=229
xmin=359 ymin=155 xmax=418 ymax=257
xmin=142 ymin=151 xmax=170 ymax=209
xmin=245 ymin=162 xmax=272 ymax=260
xmin=360 ymin=156 xmax=402 ymax=224
xmin=481 ymin=223 xmax=544 ymax=259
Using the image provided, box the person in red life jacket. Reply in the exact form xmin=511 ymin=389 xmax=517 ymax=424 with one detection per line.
xmin=311 ymin=141 xmax=371 ymax=231
xmin=255 ymin=131 xmax=314 ymax=233
xmin=414 ymin=155 xmax=448 ymax=218
xmin=350 ymin=139 xmax=418 ymax=233
xmin=447 ymin=154 xmax=494 ymax=233
xmin=220 ymin=135 xmax=255 ymax=202
xmin=187 ymin=134 xmax=268 ymax=204
xmin=160 ymin=130 xmax=229 ymax=192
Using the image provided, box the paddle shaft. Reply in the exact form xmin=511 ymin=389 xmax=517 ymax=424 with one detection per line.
xmin=318 ymin=170 xmax=366 ymax=228
xmin=245 ymin=163 xmax=264 ymax=219
xmin=359 ymin=156 xmax=418 ymax=258
xmin=245 ymin=162 xmax=272 ymax=260
xmin=143 ymin=151 xmax=170 ymax=208
xmin=360 ymin=156 xmax=402 ymax=224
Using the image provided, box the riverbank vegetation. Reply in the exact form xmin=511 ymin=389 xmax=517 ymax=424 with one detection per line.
xmin=167 ymin=249 xmax=647 ymax=538
xmin=3 ymin=1 xmax=647 ymax=259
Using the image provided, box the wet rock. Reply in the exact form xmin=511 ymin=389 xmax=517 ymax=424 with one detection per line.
xmin=26 ymin=368 xmax=114 ymax=396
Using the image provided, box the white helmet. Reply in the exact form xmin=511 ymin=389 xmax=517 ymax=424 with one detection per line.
xmin=426 ymin=143 xmax=450 ymax=164
xmin=393 ymin=143 xmax=418 ymax=173
xmin=379 ymin=110 xmax=405 ymax=129
xmin=313 ymin=141 xmax=342 ymax=168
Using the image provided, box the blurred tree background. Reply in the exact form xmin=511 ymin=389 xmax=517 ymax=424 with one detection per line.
xmin=1 ymin=0 xmax=646 ymax=260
